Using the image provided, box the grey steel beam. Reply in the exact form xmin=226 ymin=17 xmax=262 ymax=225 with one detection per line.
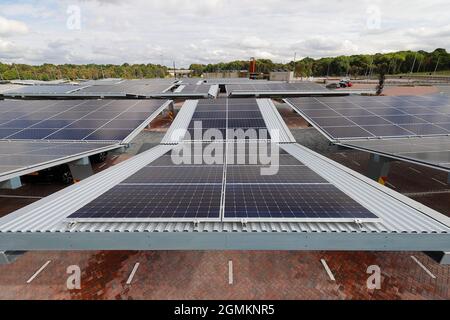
xmin=0 ymin=232 xmax=449 ymax=252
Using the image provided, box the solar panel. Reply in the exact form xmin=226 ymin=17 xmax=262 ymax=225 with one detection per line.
xmin=66 ymin=138 xmax=379 ymax=222
xmin=124 ymin=166 xmax=224 ymax=183
xmin=2 ymin=85 xmax=80 ymax=96
xmin=286 ymin=95 xmax=450 ymax=140
xmin=68 ymin=184 xmax=222 ymax=220
xmin=341 ymin=136 xmax=450 ymax=170
xmin=227 ymin=82 xmax=327 ymax=95
xmin=0 ymin=99 xmax=169 ymax=142
xmin=226 ymin=165 xmax=326 ymax=183
xmin=183 ymin=98 xmax=269 ymax=142
xmin=224 ymin=184 xmax=376 ymax=220
xmin=0 ymin=141 xmax=118 ymax=181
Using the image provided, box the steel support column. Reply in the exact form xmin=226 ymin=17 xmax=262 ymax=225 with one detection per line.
xmin=367 ymin=153 xmax=391 ymax=185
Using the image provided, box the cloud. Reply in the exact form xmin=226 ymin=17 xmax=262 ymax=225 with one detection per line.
xmin=0 ymin=0 xmax=449 ymax=65
xmin=292 ymin=37 xmax=359 ymax=58
xmin=0 ymin=16 xmax=28 ymax=36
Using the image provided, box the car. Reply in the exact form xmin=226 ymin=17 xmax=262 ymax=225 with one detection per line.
xmin=339 ymin=79 xmax=353 ymax=88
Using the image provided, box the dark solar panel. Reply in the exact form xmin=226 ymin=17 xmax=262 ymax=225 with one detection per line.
xmin=0 ymin=99 xmax=169 ymax=142
xmin=226 ymin=165 xmax=326 ymax=183
xmin=124 ymin=166 xmax=224 ymax=183
xmin=224 ymin=184 xmax=376 ymax=220
xmin=184 ymin=98 xmax=269 ymax=142
xmin=0 ymin=141 xmax=117 ymax=179
xmin=68 ymin=184 xmax=222 ymax=220
xmin=287 ymin=95 xmax=450 ymax=140
xmin=342 ymin=136 xmax=450 ymax=170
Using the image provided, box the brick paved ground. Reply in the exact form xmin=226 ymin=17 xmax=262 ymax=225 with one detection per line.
xmin=0 ymin=250 xmax=448 ymax=300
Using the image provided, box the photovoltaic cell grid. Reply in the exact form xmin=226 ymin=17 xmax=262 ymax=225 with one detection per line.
xmin=286 ymin=95 xmax=450 ymax=140
xmin=0 ymin=141 xmax=116 ymax=177
xmin=0 ymin=99 xmax=169 ymax=141
xmin=68 ymin=142 xmax=378 ymax=222
xmin=226 ymin=82 xmax=327 ymax=94
xmin=224 ymin=184 xmax=376 ymax=220
xmin=74 ymin=82 xmax=174 ymax=97
xmin=342 ymin=136 xmax=450 ymax=170
xmin=2 ymin=80 xmax=176 ymax=98
xmin=184 ymin=99 xmax=271 ymax=141
xmin=69 ymin=184 xmax=223 ymax=220
xmin=1 ymin=85 xmax=81 ymax=95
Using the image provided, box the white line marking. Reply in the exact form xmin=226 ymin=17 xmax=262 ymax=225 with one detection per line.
xmin=111 ymin=155 xmax=119 ymax=160
xmin=228 ymin=260 xmax=233 ymax=285
xmin=320 ymin=259 xmax=335 ymax=281
xmin=411 ymin=256 xmax=436 ymax=279
xmin=126 ymin=263 xmax=140 ymax=285
xmin=98 ymin=163 xmax=107 ymax=169
xmin=408 ymin=167 xmax=421 ymax=174
xmin=27 ymin=260 xmax=51 ymax=284
xmin=385 ymin=182 xmax=396 ymax=189
xmin=351 ymin=160 xmax=361 ymax=167
xmin=432 ymin=178 xmax=447 ymax=186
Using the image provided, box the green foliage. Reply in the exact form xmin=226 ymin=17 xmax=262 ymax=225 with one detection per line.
xmin=2 ymin=49 xmax=450 ymax=81
xmin=192 ymin=48 xmax=450 ymax=77
xmin=0 ymin=62 xmax=169 ymax=81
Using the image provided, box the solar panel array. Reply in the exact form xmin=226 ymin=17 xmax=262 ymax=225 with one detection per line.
xmin=69 ymin=143 xmax=225 ymax=221
xmin=227 ymin=82 xmax=327 ymax=94
xmin=2 ymin=85 xmax=80 ymax=96
xmin=68 ymin=141 xmax=378 ymax=222
xmin=286 ymin=95 xmax=450 ymax=140
xmin=185 ymin=98 xmax=271 ymax=141
xmin=342 ymin=136 xmax=450 ymax=170
xmin=1 ymin=80 xmax=176 ymax=98
xmin=0 ymin=99 xmax=169 ymax=141
xmin=0 ymin=140 xmax=116 ymax=178
xmin=73 ymin=79 xmax=175 ymax=97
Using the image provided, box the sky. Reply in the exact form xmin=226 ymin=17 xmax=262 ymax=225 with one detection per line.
xmin=0 ymin=0 xmax=449 ymax=67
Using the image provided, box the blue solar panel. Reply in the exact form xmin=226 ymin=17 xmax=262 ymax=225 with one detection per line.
xmin=0 ymin=99 xmax=169 ymax=142
xmin=399 ymin=123 xmax=449 ymax=135
xmin=46 ymin=129 xmax=94 ymax=140
xmin=321 ymin=126 xmax=373 ymax=139
xmin=224 ymin=184 xmax=376 ymax=220
xmin=287 ymin=95 xmax=450 ymax=140
xmin=84 ymin=129 xmax=134 ymax=141
xmin=362 ymin=125 xmax=414 ymax=137
xmin=68 ymin=184 xmax=222 ymax=220
xmin=8 ymin=129 xmax=57 ymax=139
xmin=0 ymin=128 xmax=21 ymax=139
xmin=67 ymin=120 xmax=109 ymax=129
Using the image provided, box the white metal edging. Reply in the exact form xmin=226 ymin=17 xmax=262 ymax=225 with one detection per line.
xmin=208 ymin=85 xmax=220 ymax=98
xmin=257 ymin=98 xmax=296 ymax=143
xmin=161 ymin=100 xmax=198 ymax=144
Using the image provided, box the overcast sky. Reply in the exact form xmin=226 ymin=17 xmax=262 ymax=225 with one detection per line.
xmin=0 ymin=0 xmax=449 ymax=67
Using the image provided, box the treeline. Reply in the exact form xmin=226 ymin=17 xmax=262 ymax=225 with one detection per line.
xmin=0 ymin=63 xmax=168 ymax=81
xmin=190 ymin=48 xmax=450 ymax=77
xmin=1 ymin=48 xmax=449 ymax=81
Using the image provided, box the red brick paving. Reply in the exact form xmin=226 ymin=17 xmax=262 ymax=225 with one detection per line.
xmin=0 ymin=251 xmax=448 ymax=300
